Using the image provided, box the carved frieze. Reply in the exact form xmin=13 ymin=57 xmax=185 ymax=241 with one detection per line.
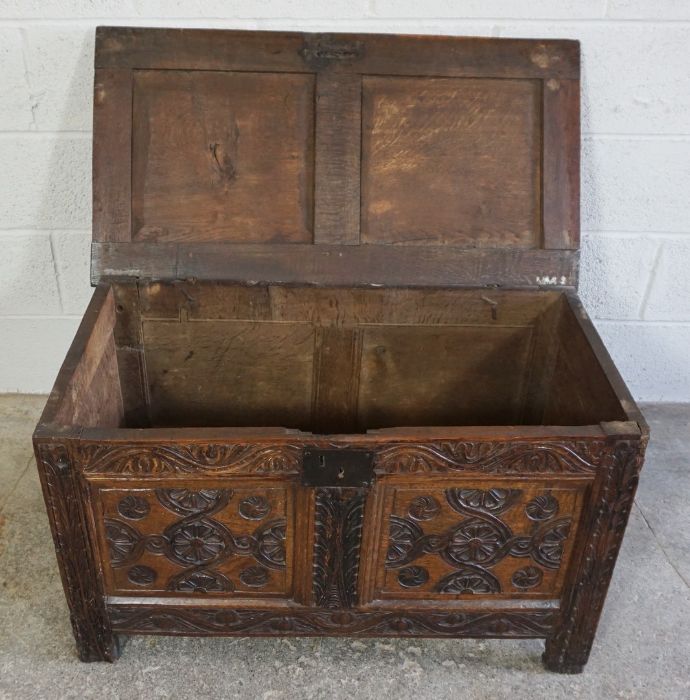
xmin=375 ymin=440 xmax=607 ymax=475
xmin=77 ymin=443 xmax=301 ymax=475
xmin=109 ymin=605 xmax=556 ymax=638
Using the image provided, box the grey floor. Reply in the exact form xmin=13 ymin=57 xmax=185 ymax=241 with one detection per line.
xmin=0 ymin=396 xmax=688 ymax=699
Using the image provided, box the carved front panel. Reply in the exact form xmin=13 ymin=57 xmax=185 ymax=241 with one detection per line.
xmin=94 ymin=484 xmax=294 ymax=598
xmin=373 ymin=480 xmax=586 ymax=600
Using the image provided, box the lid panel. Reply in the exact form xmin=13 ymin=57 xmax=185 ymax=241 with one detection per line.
xmin=92 ymin=28 xmax=580 ymax=288
xmin=131 ymin=70 xmax=314 ymax=243
xmin=361 ymin=76 xmax=541 ymax=248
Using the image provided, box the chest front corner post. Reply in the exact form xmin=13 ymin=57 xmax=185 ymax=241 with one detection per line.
xmin=34 ymin=440 xmax=123 ymax=662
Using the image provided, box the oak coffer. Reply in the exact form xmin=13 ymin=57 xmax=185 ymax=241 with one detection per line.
xmin=33 ymin=27 xmax=648 ymax=673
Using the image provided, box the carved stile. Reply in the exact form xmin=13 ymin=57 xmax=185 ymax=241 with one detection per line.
xmin=543 ymin=438 xmax=647 ymax=672
xmin=312 ymin=488 xmax=366 ymax=609
xmin=35 ymin=443 xmax=120 ymax=661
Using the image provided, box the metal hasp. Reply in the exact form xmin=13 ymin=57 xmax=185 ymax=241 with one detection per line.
xmin=302 ymin=449 xmax=375 ymax=487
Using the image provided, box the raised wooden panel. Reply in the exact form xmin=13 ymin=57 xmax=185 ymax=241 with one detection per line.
xmin=131 ymin=70 xmax=315 ymax=243
xmin=357 ymin=325 xmax=534 ymax=428
xmin=142 ymin=320 xmax=316 ymax=428
xmin=371 ymin=481 xmax=585 ymax=601
xmin=94 ymin=484 xmax=294 ymax=598
xmin=91 ymin=30 xmax=581 ymax=286
xmin=361 ymin=77 xmax=542 ymax=248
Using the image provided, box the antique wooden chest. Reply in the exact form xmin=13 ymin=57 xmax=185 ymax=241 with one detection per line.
xmin=33 ymin=27 xmax=648 ymax=673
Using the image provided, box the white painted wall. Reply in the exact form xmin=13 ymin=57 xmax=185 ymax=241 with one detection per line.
xmin=1 ymin=1 xmax=689 ymax=400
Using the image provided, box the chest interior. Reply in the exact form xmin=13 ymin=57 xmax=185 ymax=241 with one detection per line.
xmin=63 ymin=282 xmax=627 ymax=433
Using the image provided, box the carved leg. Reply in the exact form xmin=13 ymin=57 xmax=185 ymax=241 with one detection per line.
xmin=35 ymin=442 xmax=120 ymax=662
xmin=543 ymin=438 xmax=645 ymax=673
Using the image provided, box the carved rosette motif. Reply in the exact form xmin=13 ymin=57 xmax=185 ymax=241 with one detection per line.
xmin=157 ymin=488 xmax=226 ymax=515
xmin=128 ymin=565 xmax=157 ymax=586
xmin=239 ymin=496 xmax=271 ymax=521
xmin=168 ymin=520 xmax=228 ymax=565
xmin=171 ymin=570 xmax=234 ymax=594
xmin=436 ymin=566 xmax=501 ymax=594
xmin=397 ymin=566 xmax=429 ymax=588
xmin=312 ymin=488 xmax=366 ymax=609
xmin=386 ymin=487 xmax=571 ymax=594
xmin=240 ymin=566 xmax=270 ymax=588
xmin=408 ymin=496 xmax=441 ymax=521
xmin=526 ymin=494 xmax=559 ymax=521
xmin=512 ymin=566 xmax=543 ymax=590
xmin=531 ymin=519 xmax=571 ymax=570
xmin=103 ymin=488 xmax=286 ymax=594
xmin=117 ymin=495 xmax=150 ymax=520
xmin=77 ymin=443 xmax=301 ymax=475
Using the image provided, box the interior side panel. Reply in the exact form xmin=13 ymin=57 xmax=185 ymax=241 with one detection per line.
xmin=143 ymin=320 xmax=316 ymax=428
xmin=100 ymin=283 xmax=632 ymax=431
xmin=53 ymin=287 xmax=124 ymax=429
xmin=542 ymin=303 xmax=627 ymax=425
xmin=356 ymin=325 xmax=534 ymax=428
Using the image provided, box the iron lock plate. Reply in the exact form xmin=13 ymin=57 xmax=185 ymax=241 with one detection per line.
xmin=302 ymin=449 xmax=375 ymax=488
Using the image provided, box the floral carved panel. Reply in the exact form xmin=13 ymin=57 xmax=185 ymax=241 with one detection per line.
xmin=95 ymin=485 xmax=293 ymax=598
xmin=377 ymin=481 xmax=586 ymax=599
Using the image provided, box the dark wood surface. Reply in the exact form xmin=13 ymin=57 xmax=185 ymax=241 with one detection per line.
xmin=91 ymin=242 xmax=579 ymax=288
xmin=131 ymin=70 xmax=314 ymax=243
xmin=91 ymin=27 xmax=580 ymax=288
xmin=34 ymin=28 xmax=648 ymax=674
xmin=65 ymin=283 xmax=627 ymax=432
xmin=361 ymin=76 xmax=541 ymax=248
xmin=35 ymin=280 xmax=646 ymax=673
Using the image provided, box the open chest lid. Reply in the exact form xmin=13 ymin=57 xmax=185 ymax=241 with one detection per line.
xmin=92 ymin=27 xmax=580 ymax=289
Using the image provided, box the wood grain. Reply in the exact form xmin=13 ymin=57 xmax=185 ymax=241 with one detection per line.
xmin=542 ymin=79 xmax=580 ymax=250
xmin=131 ymin=70 xmax=314 ymax=243
xmin=361 ymin=77 xmax=541 ymax=248
xmin=142 ymin=320 xmax=316 ymax=428
xmin=92 ymin=242 xmax=579 ymax=288
xmin=92 ymin=68 xmax=132 ymax=242
xmin=314 ymin=72 xmax=361 ymax=244
xmin=91 ymin=29 xmax=582 ymax=287
xmin=95 ymin=27 xmax=579 ymax=80
xmin=357 ymin=325 xmax=534 ymax=429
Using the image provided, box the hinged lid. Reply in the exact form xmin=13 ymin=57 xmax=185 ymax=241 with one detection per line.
xmin=92 ymin=27 xmax=580 ymax=288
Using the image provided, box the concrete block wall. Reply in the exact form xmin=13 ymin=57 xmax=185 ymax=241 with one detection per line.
xmin=1 ymin=1 xmax=689 ymax=400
